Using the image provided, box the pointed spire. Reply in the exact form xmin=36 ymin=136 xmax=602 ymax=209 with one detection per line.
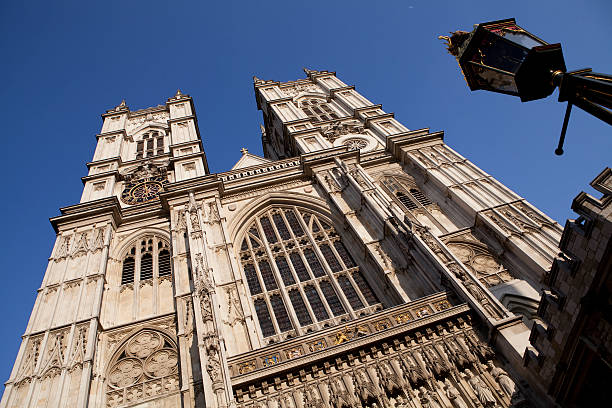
xmin=240 ymin=147 xmax=249 ymax=155
xmin=253 ymin=75 xmax=260 ymax=82
xmin=303 ymin=67 xmax=319 ymax=76
xmin=175 ymin=89 xmax=183 ymax=97
xmin=112 ymin=99 xmax=127 ymax=112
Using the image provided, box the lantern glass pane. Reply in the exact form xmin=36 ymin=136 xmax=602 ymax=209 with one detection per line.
xmin=474 ymin=32 xmax=529 ymax=74
xmin=501 ymin=31 xmax=546 ymax=49
xmin=466 ymin=63 xmax=518 ymax=94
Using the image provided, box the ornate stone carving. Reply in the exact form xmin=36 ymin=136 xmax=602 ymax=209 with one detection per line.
xmin=444 ymin=379 xmax=468 ymax=408
xmin=282 ymin=83 xmax=319 ymax=97
xmin=321 ymin=120 xmax=367 ymax=143
xmin=448 ymin=263 xmax=503 ymax=319
xmin=40 ymin=330 xmax=68 ymax=378
xmin=488 ymin=362 xmax=520 ymax=401
xmin=465 ymin=369 xmax=497 ymax=407
xmin=207 ymin=201 xmax=221 ymax=223
xmin=223 ymin=285 xmax=245 ymax=327
xmin=54 ymin=235 xmax=71 ymax=261
xmin=106 ymin=330 xmax=179 ymax=404
xmin=17 ymin=337 xmax=41 ymax=380
xmin=68 ymin=325 xmax=88 ymax=370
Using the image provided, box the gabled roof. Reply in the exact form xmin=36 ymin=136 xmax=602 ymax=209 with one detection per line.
xmin=231 ymin=149 xmax=271 ymax=170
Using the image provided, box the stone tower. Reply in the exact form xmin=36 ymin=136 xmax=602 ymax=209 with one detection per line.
xmin=1 ymin=70 xmax=563 ymax=407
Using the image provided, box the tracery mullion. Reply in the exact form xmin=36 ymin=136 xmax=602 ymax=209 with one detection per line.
xmin=245 ymin=231 xmax=279 ymax=340
xmin=133 ymin=243 xmax=141 ymax=321
xmin=152 ymin=237 xmax=159 ymax=315
xmin=278 ymin=210 xmax=317 ymax=327
xmin=392 ymin=176 xmax=447 ymax=234
xmin=295 ymin=210 xmax=355 ymax=320
xmin=256 ymin=213 xmax=301 ymax=336
xmin=326 ymin=237 xmax=370 ymax=308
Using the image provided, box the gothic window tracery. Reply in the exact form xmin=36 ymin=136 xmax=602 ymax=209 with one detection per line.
xmin=120 ymin=237 xmax=171 ymax=285
xmin=106 ymin=330 xmax=179 ymax=407
xmin=136 ymin=131 xmax=165 ymax=159
xmin=446 ymin=242 xmax=514 ymax=287
xmin=298 ymin=98 xmax=339 ymax=122
xmin=238 ymin=207 xmax=380 ymax=341
xmin=381 ymin=176 xmax=432 ymax=212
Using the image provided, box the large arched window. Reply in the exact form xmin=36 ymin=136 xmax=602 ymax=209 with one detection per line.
xmin=239 ymin=207 xmax=380 ymax=342
xmin=298 ymin=98 xmax=339 ymax=122
xmin=121 ymin=237 xmax=171 ymax=285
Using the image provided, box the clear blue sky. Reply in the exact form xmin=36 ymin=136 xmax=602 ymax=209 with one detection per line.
xmin=0 ymin=0 xmax=610 ymax=388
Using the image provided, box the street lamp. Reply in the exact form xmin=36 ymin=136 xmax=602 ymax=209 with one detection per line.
xmin=440 ymin=18 xmax=612 ymax=155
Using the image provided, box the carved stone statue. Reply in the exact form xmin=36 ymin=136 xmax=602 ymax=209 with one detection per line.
xmin=444 ymin=379 xmax=468 ymax=408
xmin=465 ymin=369 xmax=497 ymax=407
xmin=418 ymin=387 xmax=442 ymax=408
xmin=487 ymin=362 xmax=519 ymax=400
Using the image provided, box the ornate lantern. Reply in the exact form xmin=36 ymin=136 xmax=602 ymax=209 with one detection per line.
xmin=441 ymin=18 xmax=611 ymax=154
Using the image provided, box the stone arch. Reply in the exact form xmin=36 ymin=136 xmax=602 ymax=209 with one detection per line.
xmin=227 ymin=192 xmax=339 ymax=242
xmin=105 ymin=328 xmax=179 ymax=407
xmin=293 ymin=93 xmax=329 ymax=107
xmin=231 ymin=193 xmax=382 ymax=344
xmin=110 ymin=227 xmax=171 ymax=261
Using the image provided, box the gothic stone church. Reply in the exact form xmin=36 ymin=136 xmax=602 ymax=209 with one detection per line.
xmin=1 ymin=69 xmax=563 ymax=407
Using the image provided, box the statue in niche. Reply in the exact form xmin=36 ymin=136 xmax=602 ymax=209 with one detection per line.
xmin=444 ymin=379 xmax=468 ymax=408
xmin=418 ymin=387 xmax=442 ymax=408
xmin=465 ymin=369 xmax=497 ymax=407
xmin=487 ymin=362 xmax=522 ymax=402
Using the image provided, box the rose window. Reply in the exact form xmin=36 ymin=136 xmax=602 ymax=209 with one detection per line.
xmin=343 ymin=138 xmax=368 ymax=151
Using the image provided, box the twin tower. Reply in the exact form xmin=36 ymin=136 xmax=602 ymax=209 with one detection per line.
xmin=1 ymin=69 xmax=562 ymax=407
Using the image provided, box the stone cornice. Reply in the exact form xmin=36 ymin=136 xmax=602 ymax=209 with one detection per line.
xmin=96 ymin=129 xmax=127 ymax=139
xmin=301 ymin=146 xmax=359 ymax=176
xmin=159 ymin=174 xmax=222 ymax=208
xmin=167 ymin=115 xmax=196 ymax=125
xmin=80 ymin=170 xmax=121 ymax=185
xmin=386 ymin=129 xmax=444 ymax=159
xmin=364 ymin=112 xmax=395 ymax=127
xmin=86 ymin=156 xmax=122 ymax=169
xmin=329 ymin=85 xmax=355 ymax=97
xmin=50 ymin=197 xmax=122 ymax=232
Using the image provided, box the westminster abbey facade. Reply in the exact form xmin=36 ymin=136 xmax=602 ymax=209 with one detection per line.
xmin=1 ymin=69 xmax=568 ymax=407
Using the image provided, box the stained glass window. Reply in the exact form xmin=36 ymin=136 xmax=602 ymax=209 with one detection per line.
xmin=270 ymin=294 xmax=293 ymax=332
xmin=319 ymin=281 xmax=345 ymax=316
xmin=258 ymin=260 xmax=278 ymax=291
xmin=275 ymin=256 xmax=295 ymax=286
xmin=244 ymin=264 xmax=262 ymax=295
xmin=320 ymin=244 xmax=342 ymax=272
xmin=338 ymin=275 xmax=364 ymax=310
xmin=333 ymin=241 xmax=356 ymax=268
xmin=273 ymin=213 xmax=291 ymax=240
xmin=254 ymin=299 xmax=275 ymax=337
xmin=239 ymin=207 xmax=381 ymax=339
xmin=289 ymin=290 xmax=312 ymax=326
xmin=352 ymin=271 xmax=379 ymax=305
xmin=290 ymin=253 xmax=310 ymax=282
xmin=304 ymin=285 xmax=329 ymax=321
xmin=304 ymin=248 xmax=325 ymax=277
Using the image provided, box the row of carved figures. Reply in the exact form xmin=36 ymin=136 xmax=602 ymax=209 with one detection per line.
xmin=236 ymin=330 xmax=524 ymax=408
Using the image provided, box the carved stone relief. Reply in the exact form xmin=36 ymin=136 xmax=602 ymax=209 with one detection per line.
xmin=106 ymin=330 xmax=179 ymax=407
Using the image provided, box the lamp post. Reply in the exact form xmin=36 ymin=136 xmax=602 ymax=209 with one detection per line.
xmin=440 ymin=18 xmax=612 ymax=155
